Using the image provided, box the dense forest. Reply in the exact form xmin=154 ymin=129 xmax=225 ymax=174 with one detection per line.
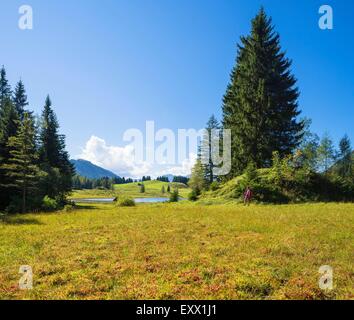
xmin=189 ymin=8 xmax=354 ymax=202
xmin=0 ymin=67 xmax=74 ymax=213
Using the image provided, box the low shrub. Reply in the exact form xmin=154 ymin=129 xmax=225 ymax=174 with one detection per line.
xmin=169 ymin=189 xmax=179 ymax=202
xmin=63 ymin=203 xmax=76 ymax=212
xmin=117 ymin=197 xmax=136 ymax=207
xmin=188 ymin=189 xmax=199 ymax=201
xmin=42 ymin=196 xmax=59 ymax=212
xmin=210 ymin=182 xmax=220 ymax=191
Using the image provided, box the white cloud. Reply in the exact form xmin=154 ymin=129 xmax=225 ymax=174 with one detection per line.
xmin=77 ymin=136 xmax=196 ymax=178
xmin=77 ymin=136 xmax=152 ymax=178
xmin=156 ymin=153 xmax=197 ymax=177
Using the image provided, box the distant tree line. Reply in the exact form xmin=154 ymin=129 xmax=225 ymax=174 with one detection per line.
xmin=172 ymin=176 xmax=189 ymax=184
xmin=156 ymin=176 xmax=169 ymax=182
xmin=156 ymin=176 xmax=189 ymax=184
xmin=72 ymin=175 xmax=134 ymax=190
xmin=0 ymin=66 xmax=73 ymax=213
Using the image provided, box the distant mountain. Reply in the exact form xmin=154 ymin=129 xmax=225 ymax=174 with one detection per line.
xmin=71 ymin=159 xmax=119 ymax=179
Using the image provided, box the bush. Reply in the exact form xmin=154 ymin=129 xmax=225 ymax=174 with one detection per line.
xmin=117 ymin=197 xmax=136 ymax=207
xmin=63 ymin=201 xmax=76 ymax=212
xmin=188 ymin=189 xmax=199 ymax=201
xmin=140 ymin=184 xmax=145 ymax=193
xmin=169 ymin=189 xmax=179 ymax=202
xmin=5 ymin=197 xmax=22 ymax=214
xmin=42 ymin=196 xmax=59 ymax=212
xmin=210 ymin=182 xmax=220 ymax=191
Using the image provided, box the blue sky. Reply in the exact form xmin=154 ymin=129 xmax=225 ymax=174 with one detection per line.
xmin=0 ymin=0 xmax=353 ymax=177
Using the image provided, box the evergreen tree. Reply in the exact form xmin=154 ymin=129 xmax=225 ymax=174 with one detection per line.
xmin=0 ymin=98 xmax=19 ymax=151
xmin=201 ymin=115 xmax=221 ymax=184
xmin=222 ymin=8 xmax=304 ymax=177
xmin=1 ymin=113 xmax=39 ymax=213
xmin=169 ymin=188 xmax=179 ymax=202
xmin=39 ymin=96 xmax=61 ymax=166
xmin=38 ymin=95 xmax=73 ymax=200
xmin=0 ymin=98 xmax=20 ymax=208
xmin=297 ymin=119 xmax=320 ymax=172
xmin=189 ymin=158 xmax=207 ymax=194
xmin=13 ymin=80 xmax=29 ymax=120
xmin=0 ymin=66 xmax=12 ymax=105
xmin=317 ymin=132 xmax=336 ymax=173
xmin=337 ymin=135 xmax=352 ymax=179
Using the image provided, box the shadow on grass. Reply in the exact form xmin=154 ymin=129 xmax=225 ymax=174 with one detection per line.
xmin=74 ymin=205 xmax=98 ymax=210
xmin=0 ymin=216 xmax=44 ymax=225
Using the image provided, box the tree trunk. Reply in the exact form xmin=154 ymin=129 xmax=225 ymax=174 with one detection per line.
xmin=22 ymin=185 xmax=26 ymax=214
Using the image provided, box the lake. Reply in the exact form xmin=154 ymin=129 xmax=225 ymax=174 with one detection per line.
xmin=134 ymin=198 xmax=169 ymax=203
xmin=72 ymin=197 xmax=169 ymax=204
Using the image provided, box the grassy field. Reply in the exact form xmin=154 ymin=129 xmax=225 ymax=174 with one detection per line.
xmin=70 ymin=180 xmax=191 ymax=200
xmin=0 ymin=202 xmax=353 ymax=300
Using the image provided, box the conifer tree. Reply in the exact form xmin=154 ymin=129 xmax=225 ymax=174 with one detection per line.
xmin=337 ymin=135 xmax=352 ymax=179
xmin=0 ymin=98 xmax=20 ymax=208
xmin=0 ymin=66 xmax=12 ymax=105
xmin=201 ymin=115 xmax=221 ymax=184
xmin=317 ymin=132 xmax=336 ymax=173
xmin=1 ymin=113 xmax=39 ymax=213
xmin=189 ymin=158 xmax=207 ymax=194
xmin=38 ymin=95 xmax=73 ymax=200
xmin=0 ymin=98 xmax=19 ymax=150
xmin=13 ymin=80 xmax=29 ymax=120
xmin=222 ymin=8 xmax=304 ymax=177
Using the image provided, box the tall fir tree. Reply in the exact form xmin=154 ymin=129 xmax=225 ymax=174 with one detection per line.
xmin=297 ymin=118 xmax=320 ymax=172
xmin=222 ymin=8 xmax=304 ymax=177
xmin=2 ymin=113 xmax=39 ymax=213
xmin=189 ymin=157 xmax=207 ymax=194
xmin=39 ymin=96 xmax=61 ymax=166
xmin=13 ymin=80 xmax=29 ymax=120
xmin=0 ymin=98 xmax=20 ymax=209
xmin=201 ymin=115 xmax=221 ymax=184
xmin=0 ymin=66 xmax=12 ymax=106
xmin=317 ymin=132 xmax=336 ymax=173
xmin=337 ymin=134 xmax=353 ymax=179
xmin=0 ymin=98 xmax=19 ymax=151
xmin=38 ymin=95 xmax=73 ymax=200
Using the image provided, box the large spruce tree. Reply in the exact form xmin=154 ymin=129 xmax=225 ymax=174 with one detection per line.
xmin=337 ymin=135 xmax=352 ymax=179
xmin=2 ymin=113 xmax=39 ymax=213
xmin=222 ymin=8 xmax=304 ymax=176
xmin=0 ymin=66 xmax=12 ymax=105
xmin=13 ymin=80 xmax=29 ymax=120
xmin=0 ymin=98 xmax=19 ymax=208
xmin=38 ymin=95 xmax=73 ymax=200
xmin=201 ymin=115 xmax=221 ymax=184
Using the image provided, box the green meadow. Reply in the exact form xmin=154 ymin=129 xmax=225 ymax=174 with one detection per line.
xmin=71 ymin=180 xmax=191 ymax=199
xmin=0 ymin=198 xmax=353 ymax=300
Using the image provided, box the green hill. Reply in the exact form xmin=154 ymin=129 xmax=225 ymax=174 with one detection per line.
xmin=114 ymin=180 xmax=190 ymax=199
xmin=71 ymin=180 xmax=191 ymax=200
xmin=203 ymin=168 xmax=354 ymax=203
